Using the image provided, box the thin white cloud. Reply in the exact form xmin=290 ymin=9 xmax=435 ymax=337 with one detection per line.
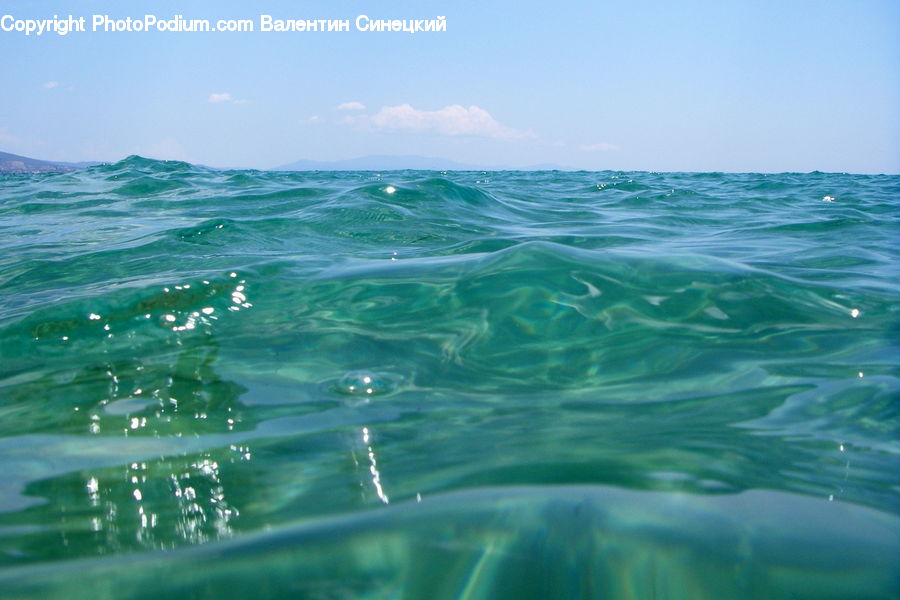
xmin=79 ymin=141 xmax=109 ymax=161
xmin=305 ymin=115 xmax=321 ymax=123
xmin=581 ymin=142 xmax=618 ymax=152
xmin=208 ymin=92 xmax=250 ymax=104
xmin=360 ymin=103 xmax=533 ymax=140
xmin=337 ymin=101 xmax=366 ymax=111
xmin=0 ymin=126 xmax=18 ymax=145
xmin=135 ymin=138 xmax=191 ymax=162
xmin=42 ymin=81 xmax=59 ymax=89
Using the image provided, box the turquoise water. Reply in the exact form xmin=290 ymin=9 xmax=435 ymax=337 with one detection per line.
xmin=0 ymin=157 xmax=897 ymax=598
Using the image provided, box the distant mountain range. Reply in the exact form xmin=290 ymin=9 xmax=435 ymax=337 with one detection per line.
xmin=272 ymin=154 xmax=571 ymax=172
xmin=1 ymin=150 xmax=572 ymax=173
xmin=0 ymin=150 xmax=99 ymax=174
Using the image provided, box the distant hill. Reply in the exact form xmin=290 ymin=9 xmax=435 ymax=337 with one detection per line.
xmin=0 ymin=150 xmax=97 ymax=174
xmin=1 ymin=150 xmax=572 ymax=173
xmin=273 ymin=154 xmax=572 ymax=172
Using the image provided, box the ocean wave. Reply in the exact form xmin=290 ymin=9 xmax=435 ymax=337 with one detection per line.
xmin=0 ymin=158 xmax=897 ymax=581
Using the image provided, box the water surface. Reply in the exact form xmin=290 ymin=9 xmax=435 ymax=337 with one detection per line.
xmin=0 ymin=159 xmax=897 ymax=598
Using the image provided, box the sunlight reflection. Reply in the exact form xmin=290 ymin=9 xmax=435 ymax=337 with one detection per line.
xmin=48 ymin=309 xmax=252 ymax=551
xmin=362 ymin=426 xmax=389 ymax=504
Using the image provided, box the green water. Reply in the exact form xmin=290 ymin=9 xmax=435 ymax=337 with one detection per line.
xmin=0 ymin=159 xmax=897 ymax=598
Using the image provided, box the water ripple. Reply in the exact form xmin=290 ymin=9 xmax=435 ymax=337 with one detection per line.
xmin=0 ymin=158 xmax=897 ymax=594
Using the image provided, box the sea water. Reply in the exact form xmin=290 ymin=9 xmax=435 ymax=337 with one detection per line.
xmin=0 ymin=158 xmax=897 ymax=598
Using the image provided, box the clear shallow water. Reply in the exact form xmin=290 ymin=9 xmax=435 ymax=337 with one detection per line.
xmin=0 ymin=157 xmax=897 ymax=598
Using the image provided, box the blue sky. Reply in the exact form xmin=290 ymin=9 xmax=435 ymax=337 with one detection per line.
xmin=1 ymin=0 xmax=898 ymax=172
